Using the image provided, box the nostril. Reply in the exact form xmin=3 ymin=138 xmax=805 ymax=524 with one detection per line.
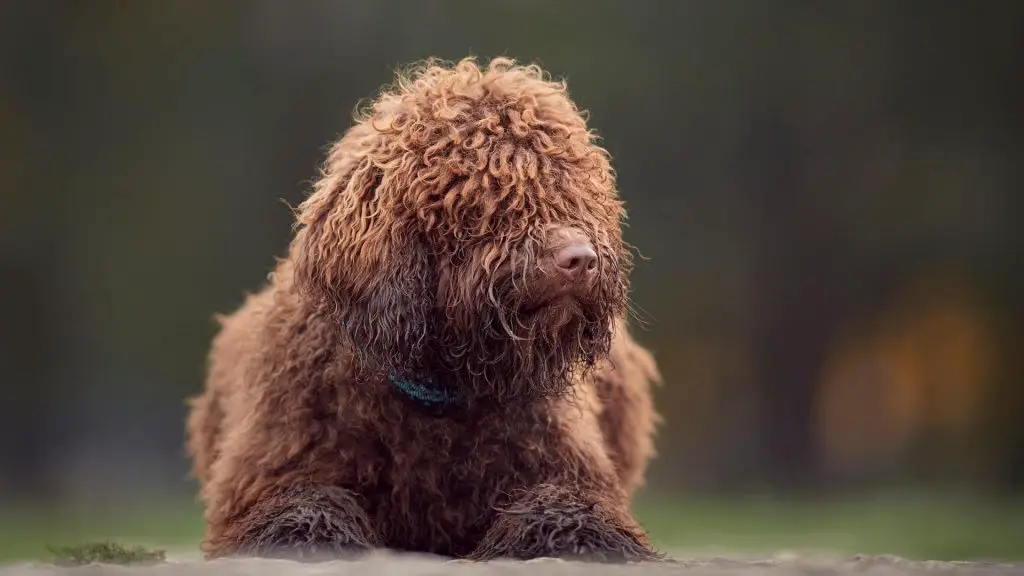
xmin=554 ymin=243 xmax=598 ymax=276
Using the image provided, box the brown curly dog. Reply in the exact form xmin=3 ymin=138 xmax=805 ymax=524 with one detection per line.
xmin=185 ymin=56 xmax=663 ymax=563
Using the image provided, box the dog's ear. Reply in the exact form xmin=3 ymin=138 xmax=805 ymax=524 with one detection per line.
xmin=289 ymin=148 xmax=377 ymax=305
xmin=289 ymin=145 xmax=433 ymax=373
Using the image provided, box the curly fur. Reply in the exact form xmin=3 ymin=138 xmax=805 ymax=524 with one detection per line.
xmin=185 ymin=56 xmax=662 ymax=562
xmin=468 ymin=484 xmax=660 ymax=563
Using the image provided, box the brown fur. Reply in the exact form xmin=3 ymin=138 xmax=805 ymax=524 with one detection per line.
xmin=185 ymin=57 xmax=662 ymax=562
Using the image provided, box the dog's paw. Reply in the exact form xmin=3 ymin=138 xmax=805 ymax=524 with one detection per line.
xmin=468 ymin=486 xmax=662 ymax=563
xmin=239 ymin=504 xmax=376 ymax=562
xmin=231 ymin=486 xmax=381 ymax=562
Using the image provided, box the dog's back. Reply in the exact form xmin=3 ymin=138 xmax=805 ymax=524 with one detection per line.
xmin=590 ymin=319 xmax=661 ymax=496
xmin=186 ymin=287 xmax=274 ymax=492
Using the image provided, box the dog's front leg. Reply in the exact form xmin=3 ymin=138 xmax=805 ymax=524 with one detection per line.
xmin=467 ymin=484 xmax=661 ymax=563
xmin=212 ymin=484 xmax=381 ymax=561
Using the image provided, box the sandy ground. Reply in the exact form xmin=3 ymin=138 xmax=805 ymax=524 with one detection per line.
xmin=2 ymin=551 xmax=1023 ymax=576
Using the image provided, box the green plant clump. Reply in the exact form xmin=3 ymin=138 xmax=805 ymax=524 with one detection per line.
xmin=46 ymin=542 xmax=166 ymax=566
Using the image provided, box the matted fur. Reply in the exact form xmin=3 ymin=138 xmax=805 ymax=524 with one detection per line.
xmin=186 ymin=56 xmax=662 ymax=562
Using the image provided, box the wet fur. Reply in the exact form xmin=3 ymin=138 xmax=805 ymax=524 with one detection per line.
xmin=185 ymin=57 xmax=662 ymax=562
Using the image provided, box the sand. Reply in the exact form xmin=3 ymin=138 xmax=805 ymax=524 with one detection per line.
xmin=2 ymin=552 xmax=1022 ymax=576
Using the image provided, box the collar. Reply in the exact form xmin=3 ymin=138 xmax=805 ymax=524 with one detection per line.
xmin=388 ymin=374 xmax=462 ymax=407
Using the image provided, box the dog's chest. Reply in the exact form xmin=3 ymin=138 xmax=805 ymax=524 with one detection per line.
xmin=371 ymin=405 xmax=557 ymax=556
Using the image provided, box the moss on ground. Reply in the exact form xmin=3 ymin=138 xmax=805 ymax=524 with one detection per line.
xmin=46 ymin=542 xmax=166 ymax=566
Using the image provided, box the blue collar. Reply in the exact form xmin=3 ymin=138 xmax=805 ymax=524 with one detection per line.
xmin=388 ymin=374 xmax=461 ymax=406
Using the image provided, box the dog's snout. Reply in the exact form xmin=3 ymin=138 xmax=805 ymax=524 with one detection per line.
xmin=547 ymin=226 xmax=598 ymax=282
xmin=554 ymin=243 xmax=598 ymax=278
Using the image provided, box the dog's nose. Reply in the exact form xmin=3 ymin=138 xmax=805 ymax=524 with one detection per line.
xmin=554 ymin=242 xmax=598 ymax=279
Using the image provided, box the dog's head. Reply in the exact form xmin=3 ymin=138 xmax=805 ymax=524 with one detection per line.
xmin=289 ymin=57 xmax=632 ymax=405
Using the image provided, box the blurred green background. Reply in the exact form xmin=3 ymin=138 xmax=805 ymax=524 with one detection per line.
xmin=1 ymin=0 xmax=1023 ymax=563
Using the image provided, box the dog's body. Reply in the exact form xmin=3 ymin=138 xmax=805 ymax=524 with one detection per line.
xmin=187 ymin=266 xmax=660 ymax=559
xmin=186 ymin=57 xmax=662 ymax=562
